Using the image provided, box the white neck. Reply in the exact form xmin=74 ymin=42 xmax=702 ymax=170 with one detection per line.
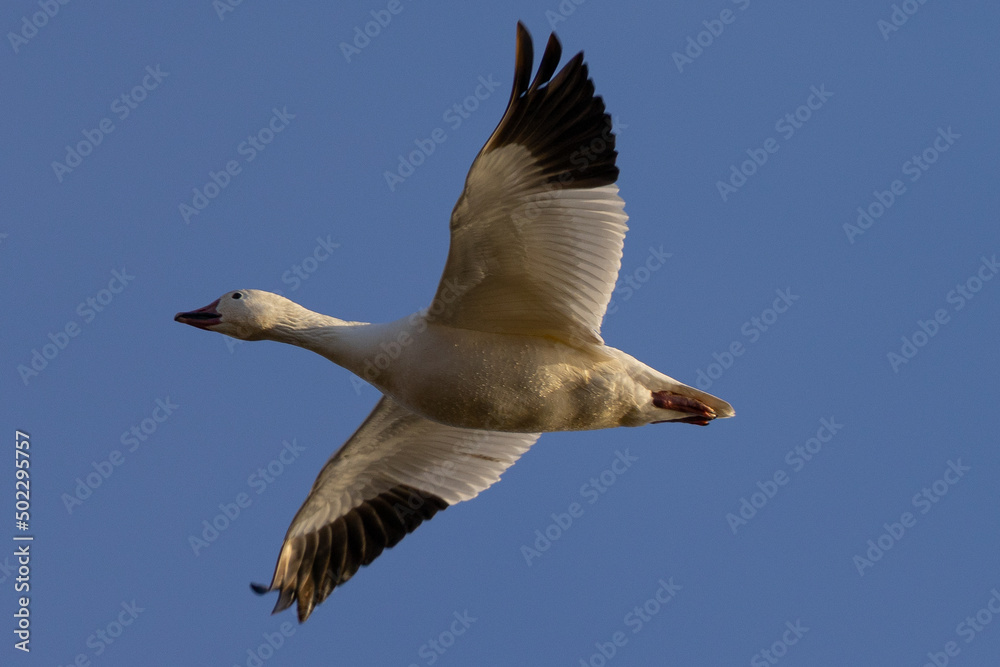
xmin=263 ymin=303 xmax=376 ymax=377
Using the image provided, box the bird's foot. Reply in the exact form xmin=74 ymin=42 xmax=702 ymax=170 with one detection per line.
xmin=651 ymin=391 xmax=717 ymax=426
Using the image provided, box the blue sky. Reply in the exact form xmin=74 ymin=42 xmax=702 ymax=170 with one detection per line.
xmin=3 ymin=1 xmax=999 ymax=665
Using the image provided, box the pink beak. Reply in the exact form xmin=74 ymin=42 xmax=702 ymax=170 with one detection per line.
xmin=174 ymin=299 xmax=222 ymax=330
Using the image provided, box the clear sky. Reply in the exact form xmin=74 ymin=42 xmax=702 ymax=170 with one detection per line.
xmin=3 ymin=2 xmax=999 ymax=665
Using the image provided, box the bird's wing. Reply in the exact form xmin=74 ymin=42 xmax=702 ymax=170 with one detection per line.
xmin=428 ymin=22 xmax=628 ymax=347
xmin=252 ymin=395 xmax=540 ymax=622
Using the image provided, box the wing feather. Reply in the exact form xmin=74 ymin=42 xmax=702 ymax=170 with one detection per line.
xmin=253 ymin=396 xmax=539 ymax=622
xmin=429 ymin=23 xmax=628 ymax=346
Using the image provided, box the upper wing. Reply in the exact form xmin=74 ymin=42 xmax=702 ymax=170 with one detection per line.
xmin=428 ymin=22 xmax=628 ymax=347
xmin=252 ymin=396 xmax=540 ymax=622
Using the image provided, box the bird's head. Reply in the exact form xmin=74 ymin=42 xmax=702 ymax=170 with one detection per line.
xmin=174 ymin=289 xmax=293 ymax=341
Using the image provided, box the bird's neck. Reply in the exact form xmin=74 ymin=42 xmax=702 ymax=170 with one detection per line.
xmin=264 ymin=305 xmax=376 ymax=376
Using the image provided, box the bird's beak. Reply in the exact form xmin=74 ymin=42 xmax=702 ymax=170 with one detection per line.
xmin=174 ymin=299 xmax=222 ymax=330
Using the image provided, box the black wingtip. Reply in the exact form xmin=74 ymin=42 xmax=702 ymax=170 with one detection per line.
xmin=528 ymin=32 xmax=562 ymax=94
xmin=510 ymin=21 xmax=533 ymax=108
xmin=482 ymin=22 xmax=617 ymax=189
xmin=250 ymin=582 xmax=271 ymax=595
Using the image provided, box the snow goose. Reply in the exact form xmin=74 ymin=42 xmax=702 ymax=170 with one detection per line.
xmin=175 ymin=22 xmax=733 ymax=623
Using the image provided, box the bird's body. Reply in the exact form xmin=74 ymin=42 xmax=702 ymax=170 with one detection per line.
xmin=264 ymin=304 xmax=726 ymax=433
xmin=379 ymin=324 xmax=649 ymax=432
xmin=175 ymin=22 xmax=733 ymax=622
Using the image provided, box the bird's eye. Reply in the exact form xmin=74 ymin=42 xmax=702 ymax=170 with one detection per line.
xmin=232 ymin=292 xmax=242 ymax=299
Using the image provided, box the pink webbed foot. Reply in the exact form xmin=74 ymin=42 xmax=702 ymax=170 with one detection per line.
xmin=651 ymin=391 xmax=717 ymax=426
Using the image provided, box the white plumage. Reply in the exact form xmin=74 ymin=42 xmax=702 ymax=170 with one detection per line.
xmin=175 ymin=22 xmax=733 ymax=622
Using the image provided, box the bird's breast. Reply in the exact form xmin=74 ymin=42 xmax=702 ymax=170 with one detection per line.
xmin=363 ymin=321 xmax=641 ymax=432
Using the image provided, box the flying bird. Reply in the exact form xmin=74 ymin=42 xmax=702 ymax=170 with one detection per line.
xmin=175 ymin=22 xmax=733 ymax=623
